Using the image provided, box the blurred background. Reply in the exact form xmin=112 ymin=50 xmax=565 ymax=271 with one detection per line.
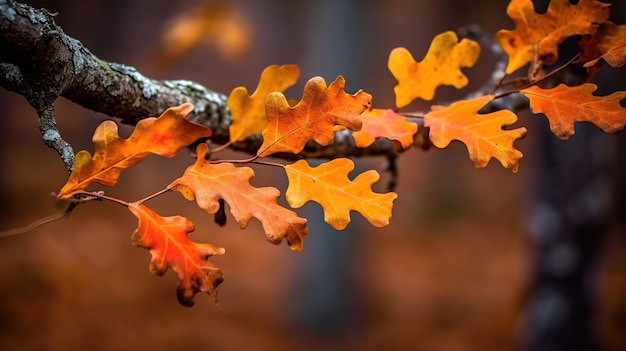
xmin=1 ymin=0 xmax=625 ymax=350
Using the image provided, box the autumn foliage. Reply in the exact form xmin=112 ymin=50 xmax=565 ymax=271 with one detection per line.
xmin=54 ymin=0 xmax=626 ymax=306
xmin=169 ymin=143 xmax=308 ymax=250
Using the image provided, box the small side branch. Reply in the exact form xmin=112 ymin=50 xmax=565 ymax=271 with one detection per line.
xmin=37 ymin=105 xmax=75 ymax=172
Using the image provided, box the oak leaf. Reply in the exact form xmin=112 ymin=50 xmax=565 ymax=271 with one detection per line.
xmin=284 ymin=158 xmax=397 ymax=230
xmin=128 ymin=202 xmax=225 ymax=307
xmin=495 ymin=0 xmax=610 ymax=74
xmin=155 ymin=2 xmax=252 ymax=66
xmin=168 ymin=143 xmax=308 ymax=250
xmin=424 ymin=95 xmax=527 ymax=172
xmin=57 ymin=104 xmax=211 ymax=199
xmin=388 ymin=31 xmax=480 ymax=108
xmin=353 ymin=108 xmax=418 ymax=149
xmin=580 ymin=21 xmax=626 ymax=69
xmin=228 ymin=65 xmax=300 ymax=142
xmin=257 ymin=76 xmax=372 ymax=157
xmin=520 ymin=83 xmax=626 ymax=140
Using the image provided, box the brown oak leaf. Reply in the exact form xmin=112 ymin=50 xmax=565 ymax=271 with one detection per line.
xmin=495 ymin=0 xmax=610 ymax=74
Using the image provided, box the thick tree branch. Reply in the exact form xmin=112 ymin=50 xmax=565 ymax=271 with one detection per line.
xmin=1 ymin=0 xmax=422 ymax=172
xmin=1 ymin=0 xmax=537 ymax=173
xmin=1 ymin=0 xmax=230 ymax=171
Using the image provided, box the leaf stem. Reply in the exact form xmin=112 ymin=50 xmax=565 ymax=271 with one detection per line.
xmin=76 ymin=191 xmax=129 ymax=207
xmin=211 ymin=141 xmax=232 ymax=154
xmin=494 ymin=53 xmax=581 ymax=100
xmin=135 ymin=188 xmax=171 ymax=205
xmin=251 ymin=160 xmax=286 ymax=168
xmin=210 ymin=155 xmax=259 ymax=164
xmin=209 ymin=156 xmax=285 ymax=168
xmin=401 ymin=111 xmax=426 ymax=119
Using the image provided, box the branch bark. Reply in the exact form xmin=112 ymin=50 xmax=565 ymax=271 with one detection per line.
xmin=1 ymin=0 xmax=420 ymax=173
xmin=1 ymin=0 xmax=232 ymax=171
xmin=1 ymin=0 xmax=526 ymax=174
xmin=1 ymin=0 xmax=546 ymax=179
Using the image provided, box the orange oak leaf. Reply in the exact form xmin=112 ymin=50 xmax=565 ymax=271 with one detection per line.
xmin=284 ymin=158 xmax=397 ymax=230
xmin=352 ymin=108 xmax=418 ymax=149
xmin=128 ymin=202 xmax=225 ymax=307
xmin=580 ymin=21 xmax=626 ymax=69
xmin=424 ymin=95 xmax=527 ymax=172
xmin=257 ymin=76 xmax=372 ymax=157
xmin=155 ymin=2 xmax=252 ymax=66
xmin=495 ymin=0 xmax=610 ymax=74
xmin=388 ymin=31 xmax=480 ymax=108
xmin=168 ymin=143 xmax=308 ymax=250
xmin=57 ymin=103 xmax=211 ymax=199
xmin=228 ymin=64 xmax=300 ymax=142
xmin=520 ymin=83 xmax=626 ymax=140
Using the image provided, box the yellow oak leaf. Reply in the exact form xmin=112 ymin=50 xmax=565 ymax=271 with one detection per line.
xmin=257 ymin=75 xmax=371 ymax=157
xmin=57 ymin=103 xmax=211 ymax=199
xmin=388 ymin=31 xmax=480 ymax=108
xmin=495 ymin=0 xmax=610 ymax=74
xmin=284 ymin=158 xmax=397 ymax=230
xmin=580 ymin=21 xmax=626 ymax=69
xmin=521 ymin=83 xmax=626 ymax=140
xmin=168 ymin=143 xmax=308 ymax=250
xmin=228 ymin=64 xmax=300 ymax=142
xmin=353 ymin=108 xmax=418 ymax=149
xmin=424 ymin=95 xmax=527 ymax=172
xmin=128 ymin=202 xmax=225 ymax=307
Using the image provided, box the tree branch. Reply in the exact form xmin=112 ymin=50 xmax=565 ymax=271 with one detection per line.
xmin=1 ymin=0 xmax=230 ymax=171
xmin=1 ymin=0 xmax=522 ymax=173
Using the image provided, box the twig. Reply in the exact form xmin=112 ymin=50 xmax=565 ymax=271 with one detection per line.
xmin=0 ymin=211 xmax=69 ymax=239
xmin=0 ymin=192 xmax=102 ymax=238
xmin=458 ymin=24 xmax=508 ymax=99
xmin=493 ymin=53 xmax=582 ymax=100
xmin=135 ymin=188 xmax=171 ymax=205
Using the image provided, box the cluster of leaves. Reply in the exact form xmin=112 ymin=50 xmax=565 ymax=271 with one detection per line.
xmin=56 ymin=0 xmax=626 ymax=307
